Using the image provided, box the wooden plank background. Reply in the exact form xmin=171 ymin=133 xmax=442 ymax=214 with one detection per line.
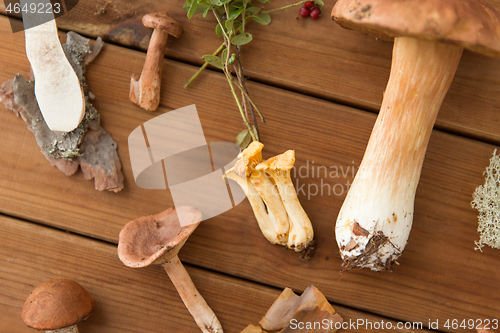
xmin=1 ymin=215 xmax=428 ymax=332
xmin=2 ymin=0 xmax=500 ymax=143
xmin=0 ymin=0 xmax=499 ymax=331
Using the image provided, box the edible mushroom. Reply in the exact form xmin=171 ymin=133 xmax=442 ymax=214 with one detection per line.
xmin=22 ymin=279 xmax=94 ymax=333
xmin=129 ymin=12 xmax=183 ymax=111
xmin=256 ymin=150 xmax=314 ymax=251
xmin=331 ymin=0 xmax=500 ymax=271
xmin=118 ymin=206 xmax=223 ymax=333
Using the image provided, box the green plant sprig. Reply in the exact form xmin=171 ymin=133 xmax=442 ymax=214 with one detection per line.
xmin=183 ymin=0 xmax=323 ymax=148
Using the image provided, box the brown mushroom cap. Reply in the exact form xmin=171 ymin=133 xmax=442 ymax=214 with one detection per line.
xmin=22 ymin=279 xmax=94 ymax=330
xmin=143 ymin=12 xmax=184 ymax=38
xmin=331 ymin=0 xmax=500 ymax=57
xmin=118 ymin=206 xmax=202 ymax=267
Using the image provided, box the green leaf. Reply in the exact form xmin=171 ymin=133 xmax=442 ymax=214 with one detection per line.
xmin=252 ymin=13 xmax=271 ymax=25
xmin=257 ymin=0 xmax=270 ymax=3
xmin=187 ymin=0 xmax=199 ymax=18
xmin=183 ymin=1 xmax=191 ymax=13
xmin=245 ymin=6 xmax=260 ymax=14
xmin=225 ymin=18 xmax=234 ymax=30
xmin=229 ymin=8 xmax=244 ymax=19
xmin=202 ymin=55 xmax=224 ymax=69
xmin=235 ymin=129 xmax=252 ymax=149
xmin=221 ymin=48 xmax=228 ymax=63
xmin=231 ymin=32 xmax=253 ymax=45
xmin=203 ymin=6 xmax=210 ymax=17
xmin=215 ymin=23 xmax=224 ymax=38
xmin=313 ymin=0 xmax=324 ymax=7
xmin=228 ymin=53 xmax=236 ymax=64
xmin=210 ymin=0 xmax=223 ymax=6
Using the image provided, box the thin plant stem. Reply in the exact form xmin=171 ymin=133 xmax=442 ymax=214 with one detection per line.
xmin=261 ymin=0 xmax=308 ymax=14
xmin=225 ymin=71 xmax=257 ymax=141
xmin=184 ymin=42 xmax=225 ymax=88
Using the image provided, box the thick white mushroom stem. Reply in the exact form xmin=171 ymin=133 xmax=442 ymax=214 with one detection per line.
xmin=162 ymin=255 xmax=223 ymax=333
xmin=46 ymin=325 xmax=79 ymax=333
xmin=336 ymin=36 xmax=463 ymax=271
xmin=224 ymin=168 xmax=281 ymax=244
xmin=129 ymin=28 xmax=168 ymax=111
xmin=257 ymin=151 xmax=314 ymax=251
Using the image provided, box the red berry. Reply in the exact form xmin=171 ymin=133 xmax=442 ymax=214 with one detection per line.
xmin=299 ymin=6 xmax=310 ymax=17
xmin=310 ymin=6 xmax=321 ymax=19
xmin=305 ymin=1 xmax=315 ymax=9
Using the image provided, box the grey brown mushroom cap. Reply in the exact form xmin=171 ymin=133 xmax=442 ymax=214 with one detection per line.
xmin=118 ymin=206 xmax=202 ymax=268
xmin=22 ymin=279 xmax=94 ymax=330
xmin=331 ymin=0 xmax=500 ymax=57
xmin=143 ymin=12 xmax=183 ymax=38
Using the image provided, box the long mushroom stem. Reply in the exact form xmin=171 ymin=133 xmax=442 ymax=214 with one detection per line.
xmin=130 ymin=29 xmax=168 ymax=111
xmin=336 ymin=36 xmax=463 ymax=271
xmin=162 ymin=255 xmax=223 ymax=333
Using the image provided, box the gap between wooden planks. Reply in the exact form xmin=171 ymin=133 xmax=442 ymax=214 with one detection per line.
xmin=1 ymin=0 xmax=500 ymax=144
xmin=0 ymin=14 xmax=499 ymax=332
xmin=0 ymin=214 xmax=433 ymax=333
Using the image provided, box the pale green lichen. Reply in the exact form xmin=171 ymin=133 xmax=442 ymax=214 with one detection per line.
xmin=472 ymin=149 xmax=500 ymax=251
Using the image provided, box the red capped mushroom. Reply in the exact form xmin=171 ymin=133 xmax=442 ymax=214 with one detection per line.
xmin=22 ymin=279 xmax=94 ymax=333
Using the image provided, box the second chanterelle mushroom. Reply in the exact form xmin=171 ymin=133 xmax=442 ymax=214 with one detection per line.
xmin=331 ymin=0 xmax=500 ymax=271
xmin=225 ymin=142 xmax=314 ymax=253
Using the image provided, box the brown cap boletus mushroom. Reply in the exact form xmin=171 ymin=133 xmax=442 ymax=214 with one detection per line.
xmin=129 ymin=12 xmax=183 ymax=111
xmin=118 ymin=206 xmax=223 ymax=333
xmin=331 ymin=0 xmax=500 ymax=271
xmin=22 ymin=279 xmax=94 ymax=333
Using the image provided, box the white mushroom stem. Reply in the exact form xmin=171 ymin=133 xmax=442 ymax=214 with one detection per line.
xmin=162 ymin=255 xmax=223 ymax=333
xmin=224 ymin=168 xmax=281 ymax=244
xmin=336 ymin=36 xmax=463 ymax=271
xmin=248 ymin=170 xmax=289 ymax=244
xmin=46 ymin=325 xmax=79 ymax=333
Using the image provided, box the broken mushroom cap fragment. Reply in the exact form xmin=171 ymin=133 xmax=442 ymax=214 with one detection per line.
xmin=22 ymin=278 xmax=94 ymax=332
xmin=238 ymin=141 xmax=289 ymax=245
xmin=129 ymin=12 xmax=183 ymax=111
xmin=331 ymin=0 xmax=500 ymax=271
xmin=240 ymin=285 xmax=342 ymax=333
xmin=256 ymin=150 xmax=314 ymax=251
xmin=118 ymin=206 xmax=223 ymax=333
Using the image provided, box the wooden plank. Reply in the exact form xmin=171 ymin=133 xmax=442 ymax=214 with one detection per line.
xmin=0 ymin=215 xmax=431 ymax=333
xmin=1 ymin=0 xmax=500 ymax=143
xmin=0 ymin=16 xmax=499 ymax=332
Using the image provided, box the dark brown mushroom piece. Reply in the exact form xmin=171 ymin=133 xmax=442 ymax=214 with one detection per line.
xmin=118 ymin=206 xmax=223 ymax=333
xmin=22 ymin=279 xmax=94 ymax=333
xmin=129 ymin=12 xmax=183 ymax=111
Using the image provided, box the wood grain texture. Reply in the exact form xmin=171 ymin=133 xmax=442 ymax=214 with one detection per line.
xmin=0 ymin=15 xmax=499 ymax=332
xmin=0 ymin=215 xmax=431 ymax=333
xmin=1 ymin=0 xmax=500 ymax=143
